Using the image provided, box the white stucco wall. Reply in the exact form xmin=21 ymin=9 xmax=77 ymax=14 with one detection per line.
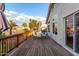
xmin=47 ymin=3 xmax=79 ymax=46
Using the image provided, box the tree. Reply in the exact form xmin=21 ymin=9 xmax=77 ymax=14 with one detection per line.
xmin=21 ymin=22 xmax=27 ymax=31
xmin=0 ymin=31 xmax=6 ymax=39
xmin=29 ymin=19 xmax=41 ymax=31
xmin=9 ymin=20 xmax=17 ymax=35
xmin=21 ymin=22 xmax=27 ymax=28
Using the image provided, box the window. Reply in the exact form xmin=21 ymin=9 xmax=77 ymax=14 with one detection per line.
xmin=47 ymin=20 xmax=50 ymax=32
xmin=48 ymin=25 xmax=50 ymax=32
xmin=53 ymin=19 xmax=54 ymax=21
xmin=52 ymin=23 xmax=58 ymax=34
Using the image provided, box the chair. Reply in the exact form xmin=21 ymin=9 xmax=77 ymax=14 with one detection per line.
xmin=36 ymin=31 xmax=42 ymax=39
xmin=41 ymin=32 xmax=47 ymax=39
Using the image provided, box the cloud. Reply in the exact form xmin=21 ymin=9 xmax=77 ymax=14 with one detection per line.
xmin=4 ymin=10 xmax=17 ymax=17
xmin=35 ymin=16 xmax=46 ymax=23
xmin=4 ymin=10 xmax=46 ymax=25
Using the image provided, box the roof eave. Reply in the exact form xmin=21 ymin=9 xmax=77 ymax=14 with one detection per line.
xmin=46 ymin=3 xmax=54 ymax=24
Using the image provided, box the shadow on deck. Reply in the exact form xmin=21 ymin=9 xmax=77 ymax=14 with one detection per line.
xmin=7 ymin=36 xmax=73 ymax=56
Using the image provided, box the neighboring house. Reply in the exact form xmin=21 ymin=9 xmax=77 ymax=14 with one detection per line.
xmin=46 ymin=3 xmax=79 ymax=55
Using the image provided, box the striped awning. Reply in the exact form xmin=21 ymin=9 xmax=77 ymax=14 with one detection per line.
xmin=0 ymin=3 xmax=9 ymax=31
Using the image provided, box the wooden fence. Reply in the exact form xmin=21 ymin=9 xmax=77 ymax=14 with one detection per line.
xmin=0 ymin=31 xmax=32 ymax=56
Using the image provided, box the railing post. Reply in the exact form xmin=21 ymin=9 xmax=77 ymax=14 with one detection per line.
xmin=2 ymin=40 xmax=4 ymax=56
xmin=6 ymin=38 xmax=8 ymax=54
xmin=1 ymin=39 xmax=2 ymax=56
xmin=17 ymin=35 xmax=19 ymax=47
xmin=7 ymin=39 xmax=9 ymax=53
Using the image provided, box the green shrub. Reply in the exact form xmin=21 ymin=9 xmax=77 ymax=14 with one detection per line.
xmin=0 ymin=32 xmax=7 ymax=39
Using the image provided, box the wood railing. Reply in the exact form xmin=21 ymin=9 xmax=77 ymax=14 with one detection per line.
xmin=0 ymin=31 xmax=32 ymax=56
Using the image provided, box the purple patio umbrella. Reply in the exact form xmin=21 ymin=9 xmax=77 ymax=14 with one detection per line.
xmin=0 ymin=3 xmax=9 ymax=31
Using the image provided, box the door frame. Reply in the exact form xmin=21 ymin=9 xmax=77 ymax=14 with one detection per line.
xmin=64 ymin=13 xmax=76 ymax=51
xmin=73 ymin=13 xmax=76 ymax=52
xmin=64 ymin=10 xmax=79 ymax=52
xmin=73 ymin=10 xmax=79 ymax=52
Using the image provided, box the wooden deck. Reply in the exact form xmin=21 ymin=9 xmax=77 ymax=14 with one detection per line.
xmin=7 ymin=36 xmax=73 ymax=56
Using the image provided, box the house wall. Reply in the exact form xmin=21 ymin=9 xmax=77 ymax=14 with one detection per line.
xmin=47 ymin=3 xmax=79 ymax=47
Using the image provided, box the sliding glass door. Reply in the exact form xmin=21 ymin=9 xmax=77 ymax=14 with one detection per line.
xmin=65 ymin=10 xmax=79 ymax=53
xmin=65 ymin=14 xmax=74 ymax=49
xmin=75 ymin=12 xmax=79 ymax=53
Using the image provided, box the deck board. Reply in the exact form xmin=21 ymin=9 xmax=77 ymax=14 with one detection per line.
xmin=8 ymin=36 xmax=73 ymax=56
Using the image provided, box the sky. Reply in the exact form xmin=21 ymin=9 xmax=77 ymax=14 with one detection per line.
xmin=4 ymin=3 xmax=49 ymax=25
